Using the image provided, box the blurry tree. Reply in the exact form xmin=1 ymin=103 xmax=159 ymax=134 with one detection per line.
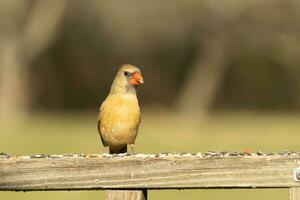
xmin=176 ymin=33 xmax=230 ymax=116
xmin=0 ymin=0 xmax=68 ymax=125
xmin=7 ymin=0 xmax=300 ymax=116
xmin=176 ymin=0 xmax=300 ymax=116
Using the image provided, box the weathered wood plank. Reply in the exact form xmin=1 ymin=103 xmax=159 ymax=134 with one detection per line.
xmin=290 ymin=187 xmax=300 ymax=200
xmin=105 ymin=190 xmax=147 ymax=200
xmin=1 ymin=152 xmax=300 ymax=191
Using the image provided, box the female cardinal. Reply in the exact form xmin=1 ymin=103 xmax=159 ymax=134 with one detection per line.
xmin=97 ymin=64 xmax=144 ymax=154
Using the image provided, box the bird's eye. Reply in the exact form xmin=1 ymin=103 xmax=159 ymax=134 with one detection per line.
xmin=124 ymin=71 xmax=130 ymax=76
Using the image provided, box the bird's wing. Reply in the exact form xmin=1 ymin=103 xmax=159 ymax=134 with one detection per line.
xmin=97 ymin=107 xmax=108 ymax=147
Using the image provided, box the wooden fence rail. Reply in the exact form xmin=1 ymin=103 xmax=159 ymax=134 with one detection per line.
xmin=1 ymin=152 xmax=300 ymax=200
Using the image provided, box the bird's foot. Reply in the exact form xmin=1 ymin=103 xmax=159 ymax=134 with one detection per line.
xmin=130 ymin=144 xmax=135 ymax=155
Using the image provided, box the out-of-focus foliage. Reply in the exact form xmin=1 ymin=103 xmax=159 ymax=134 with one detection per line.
xmin=1 ymin=0 xmax=300 ymax=114
xmin=31 ymin=0 xmax=300 ymax=112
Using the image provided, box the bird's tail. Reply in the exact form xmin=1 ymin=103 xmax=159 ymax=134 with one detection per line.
xmin=109 ymin=145 xmax=127 ymax=154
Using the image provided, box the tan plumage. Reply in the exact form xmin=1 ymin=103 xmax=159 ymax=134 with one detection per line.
xmin=97 ymin=64 xmax=144 ymax=154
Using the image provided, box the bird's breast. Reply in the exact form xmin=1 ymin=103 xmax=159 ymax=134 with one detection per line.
xmin=100 ymin=94 xmax=140 ymax=145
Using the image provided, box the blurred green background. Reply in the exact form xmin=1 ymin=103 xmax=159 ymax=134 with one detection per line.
xmin=1 ymin=0 xmax=300 ymax=199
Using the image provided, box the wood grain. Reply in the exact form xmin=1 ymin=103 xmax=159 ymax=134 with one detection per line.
xmin=1 ymin=153 xmax=300 ymax=191
xmin=290 ymin=187 xmax=300 ymax=200
xmin=105 ymin=190 xmax=147 ymax=200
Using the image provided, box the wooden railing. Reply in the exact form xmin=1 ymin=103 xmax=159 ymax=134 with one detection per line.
xmin=1 ymin=152 xmax=300 ymax=200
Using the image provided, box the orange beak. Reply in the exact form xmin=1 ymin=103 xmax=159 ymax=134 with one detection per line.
xmin=130 ymin=72 xmax=144 ymax=85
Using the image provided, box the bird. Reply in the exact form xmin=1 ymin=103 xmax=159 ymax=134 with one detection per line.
xmin=97 ymin=64 xmax=144 ymax=154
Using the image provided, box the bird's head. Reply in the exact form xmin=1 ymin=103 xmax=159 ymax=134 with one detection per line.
xmin=110 ymin=64 xmax=144 ymax=94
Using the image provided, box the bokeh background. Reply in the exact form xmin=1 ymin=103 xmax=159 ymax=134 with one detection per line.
xmin=1 ymin=0 xmax=300 ymax=199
